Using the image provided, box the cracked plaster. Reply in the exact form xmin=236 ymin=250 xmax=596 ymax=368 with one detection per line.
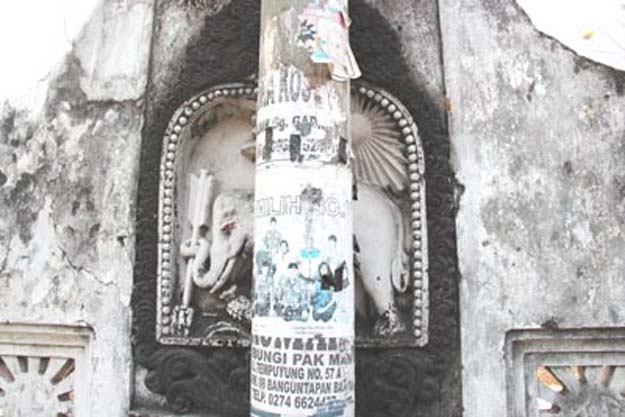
xmin=439 ymin=0 xmax=625 ymax=416
xmin=5 ymin=0 xmax=623 ymax=416
xmin=0 ymin=0 xmax=154 ymax=416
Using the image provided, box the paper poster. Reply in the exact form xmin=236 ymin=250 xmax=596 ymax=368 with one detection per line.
xmin=256 ymin=66 xmax=350 ymax=167
xmin=252 ymin=58 xmax=355 ymax=416
xmin=251 ymin=166 xmax=355 ymax=417
xmin=296 ymin=0 xmax=361 ymax=81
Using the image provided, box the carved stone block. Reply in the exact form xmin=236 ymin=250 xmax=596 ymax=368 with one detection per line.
xmin=506 ymin=329 xmax=625 ymax=417
xmin=155 ymin=80 xmax=428 ymax=348
xmin=0 ymin=324 xmax=91 ymax=417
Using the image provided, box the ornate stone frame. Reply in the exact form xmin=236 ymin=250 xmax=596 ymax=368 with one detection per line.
xmin=156 ymin=82 xmax=257 ymax=347
xmin=155 ymin=80 xmax=429 ymax=348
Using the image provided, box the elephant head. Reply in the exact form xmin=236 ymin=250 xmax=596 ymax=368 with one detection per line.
xmin=193 ymin=190 xmax=255 ymax=294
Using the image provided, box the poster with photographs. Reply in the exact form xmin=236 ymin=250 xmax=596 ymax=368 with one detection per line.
xmin=251 ymin=166 xmax=355 ymax=417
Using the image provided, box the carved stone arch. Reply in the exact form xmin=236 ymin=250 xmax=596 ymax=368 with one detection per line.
xmin=153 ymin=78 xmax=429 ymax=348
xmin=134 ymin=80 xmax=440 ymax=416
xmin=156 ymin=82 xmax=257 ymax=347
xmin=349 ymin=81 xmax=429 ymax=346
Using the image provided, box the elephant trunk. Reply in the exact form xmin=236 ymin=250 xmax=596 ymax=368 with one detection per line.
xmin=193 ymin=255 xmax=236 ymax=292
xmin=193 ymin=234 xmax=251 ymax=293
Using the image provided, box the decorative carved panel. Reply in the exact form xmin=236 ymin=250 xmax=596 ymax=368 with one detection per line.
xmin=155 ymin=81 xmax=428 ymax=348
xmin=0 ymin=324 xmax=91 ymax=417
xmin=506 ymin=329 xmax=625 ymax=417
xmin=0 ymin=355 xmax=75 ymax=417
xmin=132 ymin=1 xmax=461 ymax=415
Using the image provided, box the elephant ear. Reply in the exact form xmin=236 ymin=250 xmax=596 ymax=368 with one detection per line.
xmin=351 ymin=93 xmax=408 ymax=193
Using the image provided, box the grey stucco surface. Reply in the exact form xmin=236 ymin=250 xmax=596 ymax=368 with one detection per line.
xmin=0 ymin=1 xmax=154 ymax=415
xmin=439 ymin=0 xmax=625 ymax=415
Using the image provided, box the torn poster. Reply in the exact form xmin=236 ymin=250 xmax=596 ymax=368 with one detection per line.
xmin=251 ymin=167 xmax=355 ymax=417
xmin=297 ymin=0 xmax=362 ymax=81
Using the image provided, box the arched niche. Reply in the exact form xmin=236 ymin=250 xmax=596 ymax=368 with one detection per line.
xmin=131 ymin=1 xmax=460 ymax=416
xmin=154 ymin=81 xmax=428 ymax=348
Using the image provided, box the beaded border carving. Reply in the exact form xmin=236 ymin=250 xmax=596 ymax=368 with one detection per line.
xmin=156 ymin=81 xmax=429 ymax=347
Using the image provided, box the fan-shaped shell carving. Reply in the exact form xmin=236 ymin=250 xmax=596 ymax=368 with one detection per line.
xmin=351 ymin=91 xmax=408 ymax=192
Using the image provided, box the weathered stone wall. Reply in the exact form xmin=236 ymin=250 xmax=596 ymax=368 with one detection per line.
xmin=439 ymin=0 xmax=625 ymax=415
xmin=4 ymin=0 xmax=623 ymax=415
xmin=0 ymin=1 xmax=154 ymax=416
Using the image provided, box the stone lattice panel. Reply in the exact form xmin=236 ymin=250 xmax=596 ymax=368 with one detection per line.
xmin=506 ymin=329 xmax=625 ymax=417
xmin=0 ymin=324 xmax=91 ymax=417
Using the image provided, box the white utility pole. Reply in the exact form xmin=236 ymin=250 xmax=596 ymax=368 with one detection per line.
xmin=251 ymin=1 xmax=360 ymax=416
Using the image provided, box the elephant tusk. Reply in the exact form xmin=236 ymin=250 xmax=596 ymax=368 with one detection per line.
xmin=391 ymin=251 xmax=409 ymax=293
xmin=210 ymin=257 xmax=236 ymax=294
xmin=393 ymin=271 xmax=409 ymax=293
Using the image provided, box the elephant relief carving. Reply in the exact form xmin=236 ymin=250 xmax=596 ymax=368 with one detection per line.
xmin=178 ymin=173 xmax=410 ymax=337
xmin=162 ymin=83 xmax=427 ymax=346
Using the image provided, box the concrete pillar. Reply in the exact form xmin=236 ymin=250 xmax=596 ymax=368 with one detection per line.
xmin=250 ymin=1 xmax=358 ymax=416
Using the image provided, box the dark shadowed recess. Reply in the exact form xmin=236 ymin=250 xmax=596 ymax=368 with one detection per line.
xmin=131 ymin=0 xmax=461 ymax=416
